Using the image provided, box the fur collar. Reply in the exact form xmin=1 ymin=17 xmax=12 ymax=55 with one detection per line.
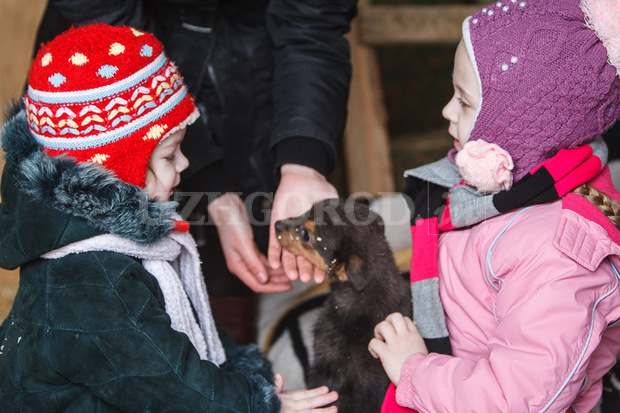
xmin=1 ymin=106 xmax=177 ymax=243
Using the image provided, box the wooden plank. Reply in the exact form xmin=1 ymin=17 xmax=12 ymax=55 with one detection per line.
xmin=393 ymin=247 xmax=412 ymax=272
xmin=0 ymin=269 xmax=18 ymax=322
xmin=0 ymin=0 xmax=47 ymax=118
xmin=343 ymin=17 xmax=395 ymax=196
xmin=0 ymin=0 xmax=46 ymax=323
xmin=358 ymin=4 xmax=481 ymax=45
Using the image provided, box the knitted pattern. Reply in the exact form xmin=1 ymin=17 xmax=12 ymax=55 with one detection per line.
xmin=23 ymin=24 xmax=199 ymax=187
xmin=463 ymin=0 xmax=620 ymax=181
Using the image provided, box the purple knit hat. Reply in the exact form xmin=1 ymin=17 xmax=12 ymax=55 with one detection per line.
xmin=462 ymin=0 xmax=620 ymax=182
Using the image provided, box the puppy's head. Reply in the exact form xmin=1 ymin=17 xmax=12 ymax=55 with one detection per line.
xmin=275 ymin=198 xmax=385 ymax=291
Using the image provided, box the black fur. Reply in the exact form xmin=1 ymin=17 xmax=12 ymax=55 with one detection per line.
xmin=222 ymin=344 xmax=281 ymax=413
xmin=275 ymin=198 xmax=412 ymax=413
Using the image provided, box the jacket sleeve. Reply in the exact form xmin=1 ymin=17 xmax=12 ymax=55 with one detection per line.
xmin=38 ymin=0 xmax=149 ymax=33
xmin=266 ymin=0 xmax=357 ymax=177
xmin=33 ymin=0 xmax=152 ymax=56
xmin=395 ymin=251 xmax=620 ymax=412
xmin=46 ymin=255 xmax=279 ymax=412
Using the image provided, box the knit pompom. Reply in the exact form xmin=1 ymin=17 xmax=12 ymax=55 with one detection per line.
xmin=455 ymin=140 xmax=514 ymax=194
xmin=581 ymin=0 xmax=620 ymax=77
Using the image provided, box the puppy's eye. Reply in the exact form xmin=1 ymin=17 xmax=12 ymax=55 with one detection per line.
xmin=300 ymin=227 xmax=310 ymax=242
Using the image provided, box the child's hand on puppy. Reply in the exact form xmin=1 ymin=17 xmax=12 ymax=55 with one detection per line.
xmin=368 ymin=312 xmax=429 ymax=386
xmin=275 ymin=373 xmax=339 ymax=412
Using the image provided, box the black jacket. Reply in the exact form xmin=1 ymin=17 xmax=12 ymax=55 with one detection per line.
xmin=33 ymin=0 xmax=357 ymax=201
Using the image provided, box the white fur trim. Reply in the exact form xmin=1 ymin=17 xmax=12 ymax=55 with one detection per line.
xmin=159 ymin=106 xmax=200 ymax=145
xmin=462 ymin=17 xmax=483 ymax=141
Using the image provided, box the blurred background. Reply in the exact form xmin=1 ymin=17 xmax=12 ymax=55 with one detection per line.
xmin=0 ymin=0 xmax=47 ymax=322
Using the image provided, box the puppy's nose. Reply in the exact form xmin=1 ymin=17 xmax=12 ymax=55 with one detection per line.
xmin=274 ymin=220 xmax=285 ymax=234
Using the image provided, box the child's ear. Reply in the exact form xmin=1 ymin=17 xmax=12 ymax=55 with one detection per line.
xmin=344 ymin=254 xmax=369 ymax=292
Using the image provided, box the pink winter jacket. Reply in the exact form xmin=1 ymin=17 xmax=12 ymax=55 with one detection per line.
xmin=396 ymin=171 xmax=620 ymax=412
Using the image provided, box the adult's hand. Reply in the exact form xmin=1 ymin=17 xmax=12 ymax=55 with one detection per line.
xmin=208 ymin=193 xmax=291 ymax=293
xmin=268 ymin=164 xmax=338 ymax=283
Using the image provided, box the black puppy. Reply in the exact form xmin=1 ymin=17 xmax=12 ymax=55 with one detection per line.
xmin=275 ymin=198 xmax=412 ymax=413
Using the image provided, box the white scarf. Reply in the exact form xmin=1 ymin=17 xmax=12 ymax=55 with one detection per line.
xmin=42 ymin=229 xmax=226 ymax=366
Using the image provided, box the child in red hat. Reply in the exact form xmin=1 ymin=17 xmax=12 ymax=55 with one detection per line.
xmin=0 ymin=23 xmax=337 ymax=412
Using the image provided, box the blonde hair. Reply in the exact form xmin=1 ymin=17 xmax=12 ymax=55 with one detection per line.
xmin=572 ymin=184 xmax=620 ymax=228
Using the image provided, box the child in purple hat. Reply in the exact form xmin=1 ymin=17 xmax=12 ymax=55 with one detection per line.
xmin=369 ymin=1 xmax=620 ymax=411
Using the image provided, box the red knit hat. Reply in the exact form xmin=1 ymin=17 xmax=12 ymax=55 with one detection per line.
xmin=23 ymin=24 xmax=199 ymax=187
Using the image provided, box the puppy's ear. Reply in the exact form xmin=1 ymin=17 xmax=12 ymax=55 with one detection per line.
xmin=345 ymin=254 xmax=369 ymax=292
xmin=351 ymin=201 xmax=385 ymax=236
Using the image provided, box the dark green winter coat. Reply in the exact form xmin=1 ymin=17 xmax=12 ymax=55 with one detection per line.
xmin=0 ymin=107 xmax=280 ymax=412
